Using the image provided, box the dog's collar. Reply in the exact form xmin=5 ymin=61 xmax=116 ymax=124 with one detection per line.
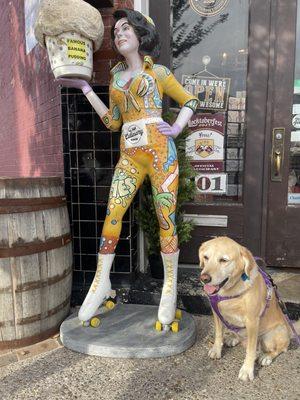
xmin=241 ymin=272 xmax=249 ymax=281
xmin=207 ymin=267 xmax=273 ymax=333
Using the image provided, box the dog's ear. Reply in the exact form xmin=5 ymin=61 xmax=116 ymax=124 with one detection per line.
xmin=199 ymin=242 xmax=208 ymax=268
xmin=240 ymin=246 xmax=256 ymax=276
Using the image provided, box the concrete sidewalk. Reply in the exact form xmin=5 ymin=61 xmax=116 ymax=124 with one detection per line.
xmin=0 ymin=316 xmax=299 ymax=400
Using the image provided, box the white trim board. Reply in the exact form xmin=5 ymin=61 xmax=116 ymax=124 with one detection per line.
xmin=134 ymin=0 xmax=149 ymax=14
xmin=184 ymin=214 xmax=228 ymax=227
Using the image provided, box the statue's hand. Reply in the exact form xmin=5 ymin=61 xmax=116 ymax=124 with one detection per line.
xmin=157 ymin=121 xmax=181 ymax=138
xmin=56 ymin=78 xmax=92 ymax=95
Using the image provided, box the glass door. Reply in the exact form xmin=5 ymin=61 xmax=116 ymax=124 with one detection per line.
xmin=172 ymin=0 xmax=248 ymax=204
xmin=169 ymin=0 xmax=271 ymax=263
xmin=150 ymin=0 xmax=272 ymax=263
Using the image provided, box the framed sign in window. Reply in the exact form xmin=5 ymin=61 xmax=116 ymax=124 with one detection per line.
xmin=182 ymin=75 xmax=231 ymax=111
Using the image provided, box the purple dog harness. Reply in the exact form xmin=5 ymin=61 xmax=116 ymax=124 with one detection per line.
xmin=207 ymin=267 xmax=300 ymax=345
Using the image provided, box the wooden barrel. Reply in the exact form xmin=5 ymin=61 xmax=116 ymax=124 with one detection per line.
xmin=0 ymin=177 xmax=72 ymax=349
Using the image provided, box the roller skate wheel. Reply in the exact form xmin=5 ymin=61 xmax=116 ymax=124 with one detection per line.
xmin=105 ymin=300 xmax=116 ymax=310
xmin=82 ymin=321 xmax=90 ymax=327
xmin=175 ymin=309 xmax=182 ymax=320
xmin=90 ymin=317 xmax=101 ymax=328
xmin=155 ymin=320 xmax=163 ymax=331
xmin=171 ymin=321 xmax=179 ymax=333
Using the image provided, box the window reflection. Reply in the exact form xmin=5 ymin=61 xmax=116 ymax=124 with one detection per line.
xmin=289 ymin=2 xmax=300 ymax=204
xmin=172 ymin=0 xmax=249 ymax=203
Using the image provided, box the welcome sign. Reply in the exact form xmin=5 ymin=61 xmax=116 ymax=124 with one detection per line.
xmin=182 ymin=75 xmax=231 ymax=111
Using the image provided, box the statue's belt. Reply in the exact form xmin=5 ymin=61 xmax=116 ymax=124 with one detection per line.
xmin=122 ymin=117 xmax=163 ymax=149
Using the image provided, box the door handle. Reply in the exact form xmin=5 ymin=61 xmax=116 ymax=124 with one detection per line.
xmin=274 ymin=150 xmax=281 ymax=176
xmin=271 ymin=128 xmax=285 ymax=182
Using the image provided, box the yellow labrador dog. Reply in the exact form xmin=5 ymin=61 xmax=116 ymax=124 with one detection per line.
xmin=199 ymin=236 xmax=299 ymax=382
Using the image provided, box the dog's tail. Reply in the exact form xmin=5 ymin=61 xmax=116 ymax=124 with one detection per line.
xmin=294 ymin=319 xmax=300 ymax=334
xmin=288 ymin=319 xmax=300 ymax=346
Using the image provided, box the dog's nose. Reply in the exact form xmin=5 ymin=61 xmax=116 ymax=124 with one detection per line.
xmin=200 ymin=273 xmax=211 ymax=284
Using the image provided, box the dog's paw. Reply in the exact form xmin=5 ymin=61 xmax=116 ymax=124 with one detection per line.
xmin=238 ymin=364 xmax=254 ymax=382
xmin=208 ymin=345 xmax=222 ymax=359
xmin=258 ymin=354 xmax=273 ymax=366
xmin=224 ymin=336 xmax=240 ymax=347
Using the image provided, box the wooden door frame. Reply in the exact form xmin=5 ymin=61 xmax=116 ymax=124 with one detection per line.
xmin=243 ymin=0 xmax=272 ymax=255
xmin=263 ymin=0 xmax=298 ymax=266
xmin=150 ymin=0 xmax=273 ymax=261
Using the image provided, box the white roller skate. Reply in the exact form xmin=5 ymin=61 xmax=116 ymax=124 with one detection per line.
xmin=155 ymin=250 xmax=182 ymax=333
xmin=78 ymin=253 xmax=116 ymax=328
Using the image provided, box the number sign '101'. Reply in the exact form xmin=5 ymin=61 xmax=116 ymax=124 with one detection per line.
xmin=196 ymin=173 xmax=227 ymax=194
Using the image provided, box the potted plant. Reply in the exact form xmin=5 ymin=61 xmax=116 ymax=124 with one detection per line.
xmin=136 ymin=112 xmax=196 ymax=278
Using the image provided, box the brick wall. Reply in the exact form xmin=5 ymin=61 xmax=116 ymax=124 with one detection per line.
xmin=0 ymin=1 xmax=62 ymax=177
xmin=0 ymin=0 xmax=133 ymax=178
xmin=93 ymin=0 xmax=134 ymax=83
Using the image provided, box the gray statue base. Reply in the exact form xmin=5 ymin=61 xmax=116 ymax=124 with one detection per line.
xmin=60 ymin=303 xmax=197 ymax=358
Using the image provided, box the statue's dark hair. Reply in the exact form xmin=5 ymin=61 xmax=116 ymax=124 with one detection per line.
xmin=111 ymin=8 xmax=160 ymax=60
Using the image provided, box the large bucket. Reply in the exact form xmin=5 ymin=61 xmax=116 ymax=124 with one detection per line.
xmin=45 ymin=31 xmax=93 ymax=80
xmin=0 ymin=177 xmax=73 ymax=350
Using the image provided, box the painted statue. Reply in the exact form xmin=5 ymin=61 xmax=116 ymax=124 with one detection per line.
xmin=58 ymin=9 xmax=199 ymax=331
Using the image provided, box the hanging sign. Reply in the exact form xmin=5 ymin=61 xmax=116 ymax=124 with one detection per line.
xmin=186 ymin=113 xmax=225 ymax=172
xmin=189 ymin=0 xmax=229 ymax=17
xmin=182 ymin=75 xmax=230 ymax=111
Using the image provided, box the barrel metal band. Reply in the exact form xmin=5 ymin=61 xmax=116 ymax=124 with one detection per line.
xmin=0 ymin=296 xmax=71 ymax=328
xmin=0 ymin=325 xmax=61 ymax=350
xmin=0 ymin=233 xmax=71 ymax=258
xmin=0 ymin=265 xmax=73 ymax=294
xmin=0 ymin=196 xmax=67 ymax=214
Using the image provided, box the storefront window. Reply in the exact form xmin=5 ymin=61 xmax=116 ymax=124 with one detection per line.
xmin=289 ymin=2 xmax=300 ymax=204
xmin=171 ymin=0 xmax=249 ymax=203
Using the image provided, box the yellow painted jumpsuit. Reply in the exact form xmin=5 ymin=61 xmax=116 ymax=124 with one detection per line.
xmin=99 ymin=55 xmax=199 ymax=254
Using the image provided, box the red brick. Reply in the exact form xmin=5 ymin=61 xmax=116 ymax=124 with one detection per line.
xmin=0 ymin=0 xmax=133 ymax=178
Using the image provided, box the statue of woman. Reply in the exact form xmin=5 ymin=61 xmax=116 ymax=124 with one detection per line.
xmin=58 ymin=8 xmax=199 ymax=330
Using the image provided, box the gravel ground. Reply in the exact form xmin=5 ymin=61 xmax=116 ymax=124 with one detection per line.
xmin=0 ymin=316 xmax=299 ymax=400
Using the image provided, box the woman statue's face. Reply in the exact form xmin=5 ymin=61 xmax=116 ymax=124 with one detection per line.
xmin=113 ymin=18 xmax=140 ymax=57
